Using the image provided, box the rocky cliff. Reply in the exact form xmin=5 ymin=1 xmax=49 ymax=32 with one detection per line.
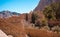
xmin=34 ymin=0 xmax=60 ymax=11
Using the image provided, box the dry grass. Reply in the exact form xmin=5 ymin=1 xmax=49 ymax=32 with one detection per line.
xmin=0 ymin=16 xmax=60 ymax=37
xmin=25 ymin=28 xmax=60 ymax=37
xmin=0 ymin=17 xmax=26 ymax=37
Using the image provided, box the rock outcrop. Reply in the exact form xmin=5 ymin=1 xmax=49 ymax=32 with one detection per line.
xmin=0 ymin=30 xmax=8 ymax=37
xmin=34 ymin=0 xmax=60 ymax=11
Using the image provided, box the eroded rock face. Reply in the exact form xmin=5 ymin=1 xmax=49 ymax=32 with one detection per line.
xmin=34 ymin=0 xmax=60 ymax=11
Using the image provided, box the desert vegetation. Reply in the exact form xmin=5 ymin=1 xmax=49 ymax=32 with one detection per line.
xmin=0 ymin=17 xmax=26 ymax=37
xmin=0 ymin=0 xmax=60 ymax=37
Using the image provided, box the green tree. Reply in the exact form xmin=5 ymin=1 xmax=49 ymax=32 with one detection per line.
xmin=31 ymin=12 xmax=39 ymax=24
xmin=43 ymin=2 xmax=60 ymax=20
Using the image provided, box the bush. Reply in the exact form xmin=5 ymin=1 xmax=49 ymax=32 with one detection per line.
xmin=43 ymin=2 xmax=60 ymax=20
xmin=40 ymin=26 xmax=50 ymax=30
xmin=51 ymin=25 xmax=60 ymax=33
xmin=31 ymin=11 xmax=39 ymax=24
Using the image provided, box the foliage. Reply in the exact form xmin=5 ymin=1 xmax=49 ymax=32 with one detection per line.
xmin=31 ymin=11 xmax=39 ymax=24
xmin=41 ymin=17 xmax=48 ymax=26
xmin=26 ymin=13 xmax=28 ymax=21
xmin=41 ymin=26 xmax=50 ymax=30
xmin=43 ymin=2 xmax=60 ymax=20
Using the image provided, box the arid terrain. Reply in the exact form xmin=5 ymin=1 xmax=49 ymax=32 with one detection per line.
xmin=0 ymin=0 xmax=60 ymax=37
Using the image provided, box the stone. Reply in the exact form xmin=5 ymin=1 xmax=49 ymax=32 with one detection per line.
xmin=0 ymin=30 xmax=8 ymax=37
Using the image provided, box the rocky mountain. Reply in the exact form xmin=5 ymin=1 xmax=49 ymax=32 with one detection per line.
xmin=34 ymin=0 xmax=60 ymax=11
xmin=0 ymin=11 xmax=20 ymax=18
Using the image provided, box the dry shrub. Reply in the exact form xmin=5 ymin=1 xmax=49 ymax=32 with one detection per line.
xmin=0 ymin=15 xmax=60 ymax=37
xmin=40 ymin=26 xmax=50 ymax=30
xmin=0 ymin=16 xmax=26 ymax=37
xmin=25 ymin=28 xmax=60 ymax=37
xmin=51 ymin=26 xmax=60 ymax=33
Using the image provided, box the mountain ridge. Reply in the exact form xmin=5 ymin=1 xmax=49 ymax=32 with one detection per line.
xmin=34 ymin=0 xmax=60 ymax=11
xmin=0 ymin=11 xmax=20 ymax=18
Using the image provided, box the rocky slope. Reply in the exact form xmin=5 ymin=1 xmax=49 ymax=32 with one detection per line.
xmin=34 ymin=0 xmax=60 ymax=11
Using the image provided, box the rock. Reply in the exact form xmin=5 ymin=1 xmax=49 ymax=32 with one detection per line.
xmin=0 ymin=30 xmax=8 ymax=37
xmin=8 ymin=35 xmax=13 ymax=37
xmin=34 ymin=0 xmax=60 ymax=11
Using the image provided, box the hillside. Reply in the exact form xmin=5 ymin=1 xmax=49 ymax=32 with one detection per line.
xmin=34 ymin=0 xmax=60 ymax=11
xmin=0 ymin=16 xmax=26 ymax=37
xmin=0 ymin=0 xmax=60 ymax=37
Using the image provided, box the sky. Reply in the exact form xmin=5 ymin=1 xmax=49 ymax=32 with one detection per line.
xmin=0 ymin=0 xmax=40 ymax=13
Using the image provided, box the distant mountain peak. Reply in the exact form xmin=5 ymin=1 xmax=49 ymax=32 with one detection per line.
xmin=0 ymin=11 xmax=20 ymax=18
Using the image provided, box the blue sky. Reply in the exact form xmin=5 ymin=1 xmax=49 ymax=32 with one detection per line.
xmin=0 ymin=0 xmax=40 ymax=13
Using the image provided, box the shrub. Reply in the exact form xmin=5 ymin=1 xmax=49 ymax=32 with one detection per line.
xmin=43 ymin=2 xmax=60 ymax=20
xmin=41 ymin=26 xmax=50 ymax=30
xmin=51 ymin=25 xmax=60 ymax=33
